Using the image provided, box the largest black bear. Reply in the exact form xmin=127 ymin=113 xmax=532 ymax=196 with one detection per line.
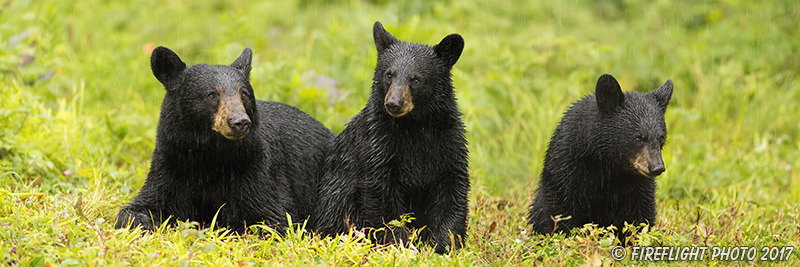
xmin=312 ymin=22 xmax=469 ymax=254
xmin=529 ymin=74 xmax=673 ymax=236
xmin=115 ymin=47 xmax=334 ymax=232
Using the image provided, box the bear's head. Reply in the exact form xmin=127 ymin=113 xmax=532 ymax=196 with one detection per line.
xmin=371 ymin=21 xmax=464 ymax=118
xmin=151 ymin=46 xmax=256 ymax=141
xmin=594 ymin=74 xmax=673 ymax=179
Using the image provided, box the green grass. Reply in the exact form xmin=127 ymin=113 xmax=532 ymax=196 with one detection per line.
xmin=2 ymin=0 xmax=799 ymax=265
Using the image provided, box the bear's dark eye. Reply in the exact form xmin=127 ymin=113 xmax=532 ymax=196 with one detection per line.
xmin=411 ymin=77 xmax=421 ymax=85
xmin=659 ymin=135 xmax=666 ymax=145
xmin=241 ymin=90 xmax=248 ymax=99
xmin=207 ymin=92 xmax=218 ymax=101
xmin=635 ymin=135 xmax=646 ymax=142
xmin=385 ymin=70 xmax=394 ymax=80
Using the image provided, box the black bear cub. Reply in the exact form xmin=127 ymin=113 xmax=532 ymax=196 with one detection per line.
xmin=312 ymin=22 xmax=469 ymax=254
xmin=115 ymin=47 xmax=334 ymax=232
xmin=529 ymin=74 xmax=673 ymax=236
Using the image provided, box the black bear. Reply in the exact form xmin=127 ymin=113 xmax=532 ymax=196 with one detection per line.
xmin=528 ymin=74 xmax=673 ymax=236
xmin=311 ymin=22 xmax=469 ymax=254
xmin=115 ymin=46 xmax=335 ymax=233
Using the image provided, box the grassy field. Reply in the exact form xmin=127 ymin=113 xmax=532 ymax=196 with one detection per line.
xmin=2 ymin=0 xmax=799 ymax=265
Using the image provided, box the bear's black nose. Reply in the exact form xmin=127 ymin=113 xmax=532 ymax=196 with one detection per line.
xmin=228 ymin=116 xmax=251 ymax=133
xmin=385 ymin=101 xmax=403 ymax=115
xmin=649 ymin=165 xmax=665 ymax=177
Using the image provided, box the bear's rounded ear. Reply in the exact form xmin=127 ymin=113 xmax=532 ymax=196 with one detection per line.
xmin=151 ymin=46 xmax=187 ymax=86
xmin=595 ymin=74 xmax=625 ymax=114
xmin=651 ymin=79 xmax=673 ymax=113
xmin=434 ymin=34 xmax=464 ymax=68
xmin=231 ymin=47 xmax=252 ymax=80
xmin=373 ymin=21 xmax=398 ymax=54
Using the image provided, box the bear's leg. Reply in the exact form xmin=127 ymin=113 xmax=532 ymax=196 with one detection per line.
xmin=115 ymin=205 xmax=165 ymax=230
xmin=427 ymin=173 xmax=469 ymax=254
xmin=365 ymin=185 xmax=409 ymax=245
xmin=312 ymin=174 xmax=362 ymax=237
xmin=613 ymin=191 xmax=656 ymax=245
xmin=529 ymin=197 xmax=578 ymax=235
xmin=528 ymin=200 xmax=555 ymax=235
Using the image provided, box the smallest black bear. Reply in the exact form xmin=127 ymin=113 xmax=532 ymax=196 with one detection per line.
xmin=529 ymin=74 xmax=673 ymax=236
xmin=312 ymin=22 xmax=469 ymax=254
xmin=115 ymin=46 xmax=334 ymax=233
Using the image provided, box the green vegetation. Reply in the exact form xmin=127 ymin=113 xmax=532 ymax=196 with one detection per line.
xmin=2 ymin=0 xmax=798 ymax=265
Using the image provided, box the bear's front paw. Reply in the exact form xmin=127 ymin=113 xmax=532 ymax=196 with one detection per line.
xmin=434 ymin=235 xmax=462 ymax=254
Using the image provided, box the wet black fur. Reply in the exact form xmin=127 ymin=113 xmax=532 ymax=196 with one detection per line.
xmin=115 ymin=47 xmax=334 ymax=232
xmin=311 ymin=22 xmax=469 ymax=254
xmin=529 ymin=74 xmax=673 ymax=236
